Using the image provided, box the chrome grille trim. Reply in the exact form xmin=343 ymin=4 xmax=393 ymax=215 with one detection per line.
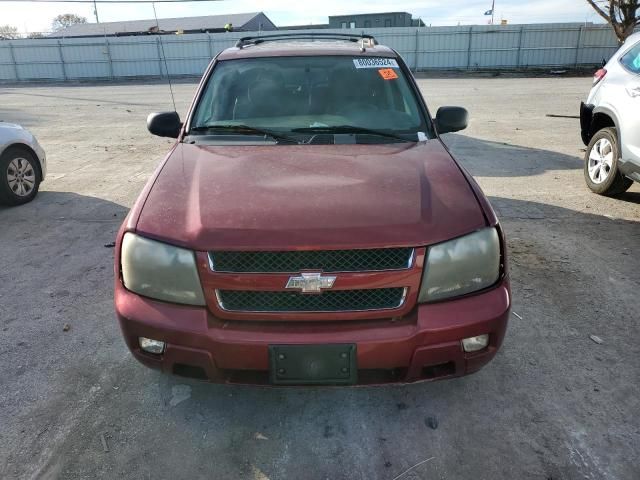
xmin=214 ymin=287 xmax=408 ymax=313
xmin=208 ymin=248 xmax=416 ymax=274
xmin=406 ymin=248 xmax=415 ymax=269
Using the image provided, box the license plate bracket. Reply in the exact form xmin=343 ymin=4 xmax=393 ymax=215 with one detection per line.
xmin=269 ymin=344 xmax=357 ymax=385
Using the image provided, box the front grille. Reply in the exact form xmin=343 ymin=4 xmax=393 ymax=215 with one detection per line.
xmin=209 ymin=248 xmax=414 ymax=273
xmin=216 ymin=288 xmax=406 ymax=313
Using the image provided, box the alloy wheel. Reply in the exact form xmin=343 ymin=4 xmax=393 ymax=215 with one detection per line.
xmin=7 ymin=157 xmax=36 ymax=197
xmin=587 ymin=138 xmax=614 ymax=184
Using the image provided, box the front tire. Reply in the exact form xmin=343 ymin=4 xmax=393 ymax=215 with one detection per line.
xmin=584 ymin=127 xmax=632 ymax=196
xmin=0 ymin=146 xmax=41 ymax=206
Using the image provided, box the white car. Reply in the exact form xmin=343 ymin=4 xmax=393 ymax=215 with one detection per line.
xmin=580 ymin=31 xmax=640 ymax=195
xmin=0 ymin=122 xmax=46 ymax=206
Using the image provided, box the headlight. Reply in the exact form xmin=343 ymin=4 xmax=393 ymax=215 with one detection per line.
xmin=419 ymin=228 xmax=501 ymax=303
xmin=121 ymin=233 xmax=205 ymax=306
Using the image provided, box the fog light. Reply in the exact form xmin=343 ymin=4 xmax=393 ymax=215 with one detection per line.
xmin=462 ymin=334 xmax=489 ymax=353
xmin=139 ymin=337 xmax=165 ymax=354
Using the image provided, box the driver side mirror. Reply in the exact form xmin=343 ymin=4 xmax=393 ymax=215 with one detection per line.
xmin=434 ymin=106 xmax=468 ymax=134
xmin=147 ymin=111 xmax=182 ymax=138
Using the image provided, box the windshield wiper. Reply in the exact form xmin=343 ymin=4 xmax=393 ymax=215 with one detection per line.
xmin=189 ymin=124 xmax=299 ymax=144
xmin=291 ymin=125 xmax=414 ymax=142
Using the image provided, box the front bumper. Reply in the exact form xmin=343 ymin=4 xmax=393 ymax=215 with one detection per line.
xmin=580 ymin=102 xmax=595 ymax=146
xmin=115 ymin=278 xmax=510 ymax=385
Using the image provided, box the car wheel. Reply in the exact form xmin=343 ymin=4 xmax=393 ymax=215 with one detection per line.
xmin=584 ymin=127 xmax=633 ymax=196
xmin=0 ymin=146 xmax=41 ymax=206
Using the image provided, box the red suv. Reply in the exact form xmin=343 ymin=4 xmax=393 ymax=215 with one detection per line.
xmin=115 ymin=34 xmax=510 ymax=385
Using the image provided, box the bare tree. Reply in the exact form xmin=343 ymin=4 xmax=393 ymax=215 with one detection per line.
xmin=0 ymin=25 xmax=20 ymax=39
xmin=52 ymin=14 xmax=87 ymax=32
xmin=586 ymin=0 xmax=639 ymax=43
xmin=27 ymin=32 xmax=46 ymax=39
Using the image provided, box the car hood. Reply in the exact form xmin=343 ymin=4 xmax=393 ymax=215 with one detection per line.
xmin=135 ymin=141 xmax=486 ymax=251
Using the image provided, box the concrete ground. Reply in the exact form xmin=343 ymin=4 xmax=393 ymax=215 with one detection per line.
xmin=1 ymin=77 xmax=639 ymax=480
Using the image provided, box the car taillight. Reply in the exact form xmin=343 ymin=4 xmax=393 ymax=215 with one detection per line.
xmin=593 ymin=68 xmax=607 ymax=85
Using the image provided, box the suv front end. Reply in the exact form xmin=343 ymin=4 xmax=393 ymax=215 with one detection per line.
xmin=115 ymin=226 xmax=510 ymax=385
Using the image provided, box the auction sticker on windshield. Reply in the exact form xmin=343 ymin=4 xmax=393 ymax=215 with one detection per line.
xmin=378 ymin=68 xmax=399 ymax=80
xmin=353 ymin=58 xmax=399 ymax=69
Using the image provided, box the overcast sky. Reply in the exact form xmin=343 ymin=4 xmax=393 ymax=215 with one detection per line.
xmin=3 ymin=0 xmax=603 ymax=34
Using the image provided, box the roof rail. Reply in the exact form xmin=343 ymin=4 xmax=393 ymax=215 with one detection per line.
xmin=235 ymin=32 xmax=378 ymax=49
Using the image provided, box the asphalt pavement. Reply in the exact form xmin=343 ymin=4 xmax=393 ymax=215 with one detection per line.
xmin=1 ymin=76 xmax=639 ymax=479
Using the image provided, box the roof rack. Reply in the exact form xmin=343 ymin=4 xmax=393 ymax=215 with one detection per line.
xmin=235 ymin=32 xmax=378 ymax=50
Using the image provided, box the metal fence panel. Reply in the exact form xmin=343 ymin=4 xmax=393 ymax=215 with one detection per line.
xmin=579 ymin=27 xmax=619 ymax=65
xmin=0 ymin=22 xmax=622 ymax=82
xmin=0 ymin=44 xmax=17 ymax=80
xmin=109 ymin=37 xmax=161 ymax=77
xmin=418 ymin=29 xmax=468 ymax=69
xmin=10 ymin=41 xmax=63 ymax=79
xmin=58 ymin=39 xmax=110 ymax=78
xmin=161 ymin=34 xmax=211 ymax=75
xmin=0 ymin=45 xmax=15 ymax=63
xmin=16 ymin=61 xmax=64 ymax=80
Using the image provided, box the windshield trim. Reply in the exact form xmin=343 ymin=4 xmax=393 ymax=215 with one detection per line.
xmin=183 ymin=54 xmax=435 ymax=142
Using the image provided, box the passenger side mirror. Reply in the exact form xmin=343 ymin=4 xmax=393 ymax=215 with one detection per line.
xmin=147 ymin=111 xmax=182 ymax=138
xmin=434 ymin=106 xmax=468 ymax=134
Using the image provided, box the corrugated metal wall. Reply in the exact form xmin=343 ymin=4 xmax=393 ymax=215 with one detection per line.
xmin=0 ymin=23 xmax=620 ymax=82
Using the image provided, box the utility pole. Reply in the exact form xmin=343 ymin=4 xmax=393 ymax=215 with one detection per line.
xmin=94 ymin=0 xmax=100 ymax=23
xmin=491 ymin=0 xmax=495 ymax=25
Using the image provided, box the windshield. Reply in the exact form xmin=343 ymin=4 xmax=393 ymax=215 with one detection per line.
xmin=189 ymin=55 xmax=429 ymax=143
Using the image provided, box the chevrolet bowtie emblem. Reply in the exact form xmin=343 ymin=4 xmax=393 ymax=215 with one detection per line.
xmin=285 ymin=272 xmax=337 ymax=293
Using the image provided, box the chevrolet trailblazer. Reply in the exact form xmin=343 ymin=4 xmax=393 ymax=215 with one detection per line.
xmin=114 ymin=34 xmax=510 ymax=385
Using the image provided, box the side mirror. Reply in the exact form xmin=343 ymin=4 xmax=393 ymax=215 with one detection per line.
xmin=434 ymin=106 xmax=468 ymax=134
xmin=147 ymin=111 xmax=182 ymax=138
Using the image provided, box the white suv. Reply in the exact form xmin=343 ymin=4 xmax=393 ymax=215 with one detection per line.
xmin=580 ymin=32 xmax=640 ymax=195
